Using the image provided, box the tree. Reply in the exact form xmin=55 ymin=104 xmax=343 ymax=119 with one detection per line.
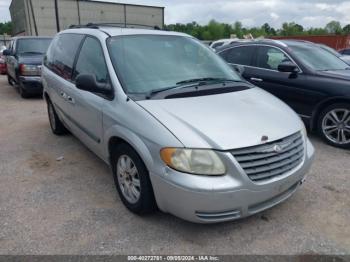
xmin=325 ymin=21 xmax=342 ymax=34
xmin=343 ymin=24 xmax=350 ymax=35
xmin=0 ymin=22 xmax=12 ymax=35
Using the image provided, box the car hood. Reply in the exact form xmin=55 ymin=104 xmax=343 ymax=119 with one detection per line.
xmin=340 ymin=55 xmax=350 ymax=65
xmin=137 ymin=88 xmax=304 ymax=150
xmin=316 ymin=68 xmax=350 ymax=80
xmin=18 ymin=54 xmax=44 ymax=65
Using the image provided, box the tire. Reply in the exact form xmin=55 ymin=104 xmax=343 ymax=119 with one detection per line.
xmin=317 ymin=103 xmax=350 ymax=149
xmin=7 ymin=74 xmax=13 ymax=86
xmin=47 ymin=99 xmax=68 ymax=135
xmin=111 ymin=143 xmax=157 ymax=214
xmin=18 ymin=84 xmax=29 ymax=98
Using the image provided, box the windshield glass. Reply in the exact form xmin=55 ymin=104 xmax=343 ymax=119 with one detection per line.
xmin=289 ymin=44 xmax=349 ymax=71
xmin=16 ymin=38 xmax=52 ymax=54
xmin=107 ymin=35 xmax=240 ymax=94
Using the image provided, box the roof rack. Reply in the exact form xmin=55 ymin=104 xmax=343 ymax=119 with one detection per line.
xmin=69 ymin=23 xmax=162 ymax=30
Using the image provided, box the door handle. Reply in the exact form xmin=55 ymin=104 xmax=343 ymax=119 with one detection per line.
xmin=250 ymin=77 xmax=263 ymax=82
xmin=60 ymin=92 xmax=67 ymax=99
xmin=67 ymin=96 xmax=75 ymax=104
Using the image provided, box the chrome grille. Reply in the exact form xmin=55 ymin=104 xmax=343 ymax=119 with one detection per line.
xmin=231 ymin=132 xmax=304 ymax=182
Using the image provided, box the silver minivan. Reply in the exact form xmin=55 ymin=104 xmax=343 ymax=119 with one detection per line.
xmin=42 ymin=25 xmax=314 ymax=223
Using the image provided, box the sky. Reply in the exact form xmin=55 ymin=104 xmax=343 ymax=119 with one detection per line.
xmin=1 ymin=0 xmax=350 ymax=29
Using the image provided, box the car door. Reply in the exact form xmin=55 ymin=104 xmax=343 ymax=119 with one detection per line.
xmin=43 ymin=33 xmax=85 ymax=127
xmin=247 ymin=45 xmax=318 ymax=116
xmin=65 ymin=36 xmax=111 ymax=158
xmin=218 ymin=45 xmax=258 ymax=82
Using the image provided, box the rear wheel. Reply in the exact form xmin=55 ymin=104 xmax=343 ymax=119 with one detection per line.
xmin=318 ymin=103 xmax=350 ymax=149
xmin=7 ymin=75 xmax=13 ymax=86
xmin=47 ymin=100 xmax=68 ymax=135
xmin=111 ymin=143 xmax=157 ymax=214
xmin=18 ymin=84 xmax=29 ymax=98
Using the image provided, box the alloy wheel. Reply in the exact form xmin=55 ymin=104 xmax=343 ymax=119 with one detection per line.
xmin=322 ymin=108 xmax=350 ymax=145
xmin=116 ymin=155 xmax=141 ymax=204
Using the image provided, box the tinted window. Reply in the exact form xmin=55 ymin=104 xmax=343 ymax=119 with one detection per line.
xmin=341 ymin=49 xmax=350 ymax=55
xmin=73 ymin=37 xmax=108 ymax=83
xmin=221 ymin=46 xmax=255 ymax=66
xmin=256 ymin=46 xmax=291 ymax=70
xmin=16 ymin=38 xmax=51 ymax=55
xmin=45 ymin=34 xmax=84 ymax=80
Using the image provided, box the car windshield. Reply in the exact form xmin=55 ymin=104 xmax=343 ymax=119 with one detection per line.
xmin=107 ymin=35 xmax=240 ymax=94
xmin=289 ymin=44 xmax=349 ymax=71
xmin=16 ymin=38 xmax=52 ymax=55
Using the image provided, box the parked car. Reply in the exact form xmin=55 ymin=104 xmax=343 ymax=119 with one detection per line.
xmin=339 ymin=48 xmax=350 ymax=56
xmin=217 ymin=40 xmax=350 ymax=148
xmin=210 ymin=38 xmax=239 ymax=50
xmin=0 ymin=53 xmax=6 ymax=75
xmin=42 ymin=25 xmax=314 ymax=223
xmin=317 ymin=43 xmax=350 ymax=65
xmin=3 ymin=36 xmax=52 ymax=98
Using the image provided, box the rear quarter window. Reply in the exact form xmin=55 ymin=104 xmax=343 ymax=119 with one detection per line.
xmin=45 ymin=33 xmax=84 ymax=80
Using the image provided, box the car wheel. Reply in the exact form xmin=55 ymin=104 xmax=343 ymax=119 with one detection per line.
xmin=318 ymin=103 xmax=350 ymax=149
xmin=18 ymin=84 xmax=29 ymax=98
xmin=112 ymin=143 xmax=157 ymax=214
xmin=47 ymin=100 xmax=68 ymax=135
xmin=7 ymin=75 xmax=13 ymax=86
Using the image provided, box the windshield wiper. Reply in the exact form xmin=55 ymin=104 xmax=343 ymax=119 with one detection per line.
xmin=176 ymin=77 xmax=240 ymax=85
xmin=146 ymin=78 xmax=242 ymax=99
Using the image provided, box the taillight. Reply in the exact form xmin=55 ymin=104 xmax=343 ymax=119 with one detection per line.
xmin=19 ymin=64 xmax=40 ymax=76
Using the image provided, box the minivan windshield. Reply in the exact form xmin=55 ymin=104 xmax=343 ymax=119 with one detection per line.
xmin=289 ymin=44 xmax=349 ymax=71
xmin=107 ymin=35 xmax=241 ymax=94
xmin=16 ymin=38 xmax=52 ymax=55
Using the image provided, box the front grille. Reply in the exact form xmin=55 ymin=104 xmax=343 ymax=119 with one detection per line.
xmin=231 ymin=132 xmax=304 ymax=182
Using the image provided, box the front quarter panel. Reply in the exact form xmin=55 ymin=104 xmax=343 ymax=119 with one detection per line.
xmin=102 ymin=98 xmax=184 ymax=175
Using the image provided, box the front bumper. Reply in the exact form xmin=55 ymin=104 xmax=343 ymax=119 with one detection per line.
xmin=150 ymin=139 xmax=315 ymax=223
xmin=19 ymin=76 xmax=43 ymax=94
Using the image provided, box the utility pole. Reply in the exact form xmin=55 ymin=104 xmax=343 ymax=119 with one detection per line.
xmin=54 ymin=0 xmax=60 ymax=32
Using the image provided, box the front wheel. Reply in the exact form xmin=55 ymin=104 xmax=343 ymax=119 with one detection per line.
xmin=112 ymin=143 xmax=157 ymax=214
xmin=318 ymin=103 xmax=350 ymax=149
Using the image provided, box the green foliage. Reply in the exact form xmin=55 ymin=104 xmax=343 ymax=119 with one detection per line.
xmin=0 ymin=22 xmax=12 ymax=35
xmin=165 ymin=20 xmax=350 ymax=40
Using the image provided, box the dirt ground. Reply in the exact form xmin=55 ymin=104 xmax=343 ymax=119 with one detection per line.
xmin=0 ymin=75 xmax=349 ymax=255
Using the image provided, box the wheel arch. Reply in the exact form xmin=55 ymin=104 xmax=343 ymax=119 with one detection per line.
xmin=106 ymin=126 xmax=154 ymax=173
xmin=311 ymin=97 xmax=350 ymax=131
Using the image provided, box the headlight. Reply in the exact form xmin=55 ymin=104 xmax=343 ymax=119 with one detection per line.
xmin=160 ymin=148 xmax=226 ymax=175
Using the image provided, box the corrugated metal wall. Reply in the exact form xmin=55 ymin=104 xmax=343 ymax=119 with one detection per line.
xmin=10 ymin=0 xmax=164 ymax=36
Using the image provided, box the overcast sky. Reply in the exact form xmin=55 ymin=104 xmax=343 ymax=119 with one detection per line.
xmin=1 ymin=0 xmax=350 ymax=28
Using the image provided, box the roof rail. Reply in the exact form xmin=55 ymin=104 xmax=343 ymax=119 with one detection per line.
xmin=69 ymin=23 xmax=162 ymax=30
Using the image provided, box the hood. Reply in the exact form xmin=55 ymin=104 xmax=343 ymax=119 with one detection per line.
xmin=316 ymin=69 xmax=350 ymax=81
xmin=18 ymin=54 xmax=44 ymax=65
xmin=340 ymin=55 xmax=350 ymax=65
xmin=137 ymin=88 xmax=304 ymax=150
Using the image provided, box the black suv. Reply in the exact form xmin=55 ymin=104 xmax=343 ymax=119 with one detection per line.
xmin=3 ymin=36 xmax=52 ymax=98
xmin=217 ymin=40 xmax=350 ymax=148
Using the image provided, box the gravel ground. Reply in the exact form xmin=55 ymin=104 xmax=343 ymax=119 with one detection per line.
xmin=0 ymin=75 xmax=349 ymax=255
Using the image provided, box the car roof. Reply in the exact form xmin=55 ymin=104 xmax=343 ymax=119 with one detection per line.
xmin=216 ymin=39 xmax=317 ymax=52
xmin=11 ymin=36 xmax=52 ymax=40
xmin=61 ymin=26 xmax=190 ymax=38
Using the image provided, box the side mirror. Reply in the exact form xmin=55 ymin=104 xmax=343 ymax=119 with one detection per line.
xmin=231 ymin=64 xmax=245 ymax=75
xmin=75 ymin=74 xmax=112 ymax=96
xmin=2 ymin=49 xmax=11 ymax=56
xmin=278 ymin=61 xmax=299 ymax=73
